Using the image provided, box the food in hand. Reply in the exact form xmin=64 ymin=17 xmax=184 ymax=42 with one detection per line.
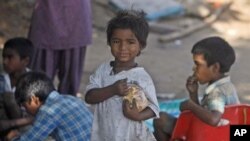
xmin=123 ymin=84 xmax=148 ymax=112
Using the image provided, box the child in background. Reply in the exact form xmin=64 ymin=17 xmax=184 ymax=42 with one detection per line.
xmin=7 ymin=71 xmax=93 ymax=141
xmin=85 ymin=10 xmax=159 ymax=141
xmin=0 ymin=37 xmax=34 ymax=140
xmin=153 ymin=36 xmax=240 ymax=141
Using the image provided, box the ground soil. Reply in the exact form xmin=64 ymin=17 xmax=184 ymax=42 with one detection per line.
xmin=0 ymin=0 xmax=250 ymax=104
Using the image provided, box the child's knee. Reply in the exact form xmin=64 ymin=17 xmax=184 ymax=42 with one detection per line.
xmin=159 ymin=112 xmax=168 ymax=118
xmin=153 ymin=118 xmax=161 ymax=128
xmin=153 ymin=112 xmax=168 ymax=128
xmin=154 ymin=112 xmax=177 ymax=134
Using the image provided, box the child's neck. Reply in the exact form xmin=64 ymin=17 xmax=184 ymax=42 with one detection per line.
xmin=111 ymin=61 xmax=138 ymax=74
xmin=9 ymin=68 xmax=27 ymax=88
xmin=208 ymin=73 xmax=226 ymax=85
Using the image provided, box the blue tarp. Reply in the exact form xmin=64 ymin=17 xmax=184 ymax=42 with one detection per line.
xmin=109 ymin=0 xmax=184 ymax=21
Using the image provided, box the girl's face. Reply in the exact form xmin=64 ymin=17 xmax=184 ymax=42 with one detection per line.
xmin=110 ymin=29 xmax=141 ymax=65
xmin=2 ymin=48 xmax=26 ymax=74
xmin=192 ymin=54 xmax=215 ymax=84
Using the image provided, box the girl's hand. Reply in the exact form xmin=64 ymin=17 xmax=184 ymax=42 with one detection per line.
xmin=186 ymin=75 xmax=198 ymax=95
xmin=122 ymin=99 xmax=141 ymax=121
xmin=112 ymin=78 xmax=128 ymax=96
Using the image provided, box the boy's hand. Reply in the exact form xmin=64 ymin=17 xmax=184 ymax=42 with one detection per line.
xmin=180 ymin=100 xmax=189 ymax=111
xmin=180 ymin=99 xmax=192 ymax=111
xmin=6 ymin=129 xmax=20 ymax=141
xmin=186 ymin=75 xmax=198 ymax=95
xmin=0 ymin=120 xmax=11 ymax=131
xmin=112 ymin=78 xmax=128 ymax=96
xmin=122 ymin=99 xmax=140 ymax=121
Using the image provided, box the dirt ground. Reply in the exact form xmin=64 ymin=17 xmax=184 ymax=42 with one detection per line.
xmin=0 ymin=0 xmax=250 ymax=104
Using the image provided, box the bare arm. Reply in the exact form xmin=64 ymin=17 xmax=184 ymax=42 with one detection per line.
xmin=85 ymin=78 xmax=128 ymax=104
xmin=0 ymin=117 xmax=34 ymax=132
xmin=85 ymin=86 xmax=116 ymax=104
xmin=180 ymin=100 xmax=222 ymax=126
xmin=3 ymin=92 xmax=22 ymax=118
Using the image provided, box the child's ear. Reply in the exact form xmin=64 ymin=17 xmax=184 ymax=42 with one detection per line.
xmin=21 ymin=57 xmax=30 ymax=66
xmin=140 ymin=44 xmax=145 ymax=50
xmin=137 ymin=50 xmax=141 ymax=56
xmin=212 ymin=62 xmax=221 ymax=73
xmin=137 ymin=45 xmax=144 ymax=56
xmin=30 ymin=95 xmax=41 ymax=105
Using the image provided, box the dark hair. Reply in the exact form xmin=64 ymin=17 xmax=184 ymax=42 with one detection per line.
xmin=15 ymin=71 xmax=55 ymax=104
xmin=191 ymin=36 xmax=235 ymax=73
xmin=106 ymin=10 xmax=149 ymax=49
xmin=3 ymin=37 xmax=34 ymax=60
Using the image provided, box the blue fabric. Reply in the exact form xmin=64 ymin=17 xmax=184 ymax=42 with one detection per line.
xmin=13 ymin=91 xmax=93 ymax=141
xmin=145 ymin=6 xmax=184 ymax=21
xmin=0 ymin=74 xmax=7 ymax=94
xmin=109 ymin=0 xmax=184 ymax=21
xmin=0 ymin=74 xmax=6 ymax=94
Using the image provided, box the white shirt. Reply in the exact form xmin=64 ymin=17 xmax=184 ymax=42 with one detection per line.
xmin=86 ymin=61 xmax=159 ymax=141
xmin=0 ymin=68 xmax=31 ymax=93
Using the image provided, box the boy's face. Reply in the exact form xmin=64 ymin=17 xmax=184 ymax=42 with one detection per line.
xmin=110 ymin=29 xmax=141 ymax=64
xmin=2 ymin=48 xmax=27 ymax=74
xmin=192 ymin=53 xmax=215 ymax=84
xmin=22 ymin=95 xmax=42 ymax=116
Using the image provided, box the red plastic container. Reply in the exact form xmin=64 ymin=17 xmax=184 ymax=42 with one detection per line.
xmin=171 ymin=104 xmax=250 ymax=141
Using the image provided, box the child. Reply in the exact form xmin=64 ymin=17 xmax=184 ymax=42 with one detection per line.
xmin=7 ymin=71 xmax=93 ymax=141
xmin=85 ymin=10 xmax=160 ymax=141
xmin=153 ymin=36 xmax=240 ymax=141
xmin=0 ymin=37 xmax=34 ymax=140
